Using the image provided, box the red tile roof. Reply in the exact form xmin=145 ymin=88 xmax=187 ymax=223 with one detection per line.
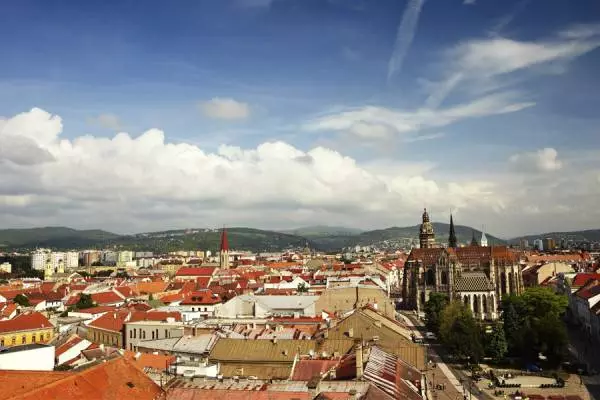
xmin=196 ymin=276 xmax=211 ymax=289
xmin=572 ymin=273 xmax=600 ymax=288
xmin=129 ymin=311 xmax=181 ymax=323
xmin=135 ymin=281 xmax=169 ymax=295
xmin=91 ymin=290 xmax=125 ymax=305
xmin=181 ymin=291 xmax=222 ymax=305
xmin=0 ymin=303 xmax=18 ymax=319
xmin=175 ymin=267 xmax=216 ymax=277
xmin=291 ymin=359 xmax=339 ymax=380
xmin=166 ymin=389 xmax=309 ymax=400
xmin=0 ymin=356 xmax=165 ymax=400
xmin=55 ymin=335 xmax=85 ymax=357
xmin=115 ymin=286 xmax=136 ymax=298
xmin=88 ymin=310 xmax=130 ymax=333
xmin=76 ymin=305 xmax=118 ymax=315
xmin=124 ymin=350 xmax=175 ymax=370
xmin=0 ymin=311 xmax=53 ymax=334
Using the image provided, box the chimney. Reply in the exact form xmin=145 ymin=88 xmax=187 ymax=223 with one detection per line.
xmin=354 ymin=339 xmax=363 ymax=380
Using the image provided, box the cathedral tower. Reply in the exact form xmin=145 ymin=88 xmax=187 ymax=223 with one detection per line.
xmin=448 ymin=214 xmax=457 ymax=248
xmin=220 ymin=227 xmax=230 ymax=269
xmin=419 ymin=208 xmax=436 ymax=249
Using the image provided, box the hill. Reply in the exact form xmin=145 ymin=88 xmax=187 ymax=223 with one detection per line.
xmin=0 ymin=227 xmax=119 ymax=250
xmin=279 ymin=225 xmax=363 ymax=238
xmin=310 ymin=223 xmax=505 ymax=250
xmin=509 ymin=229 xmax=600 ymax=244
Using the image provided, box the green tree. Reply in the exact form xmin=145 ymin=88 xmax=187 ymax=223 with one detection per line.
xmin=501 ymin=288 xmax=569 ymax=364
xmin=424 ymin=292 xmax=448 ymax=334
xmin=75 ymin=293 xmax=95 ymax=309
xmin=297 ymin=282 xmax=309 ymax=293
xmin=13 ymin=293 xmax=30 ymax=307
xmin=484 ymin=325 xmax=508 ymax=361
xmin=439 ymin=301 xmax=483 ymax=362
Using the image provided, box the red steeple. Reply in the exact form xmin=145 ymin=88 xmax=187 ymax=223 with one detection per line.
xmin=220 ymin=228 xmax=229 ymax=252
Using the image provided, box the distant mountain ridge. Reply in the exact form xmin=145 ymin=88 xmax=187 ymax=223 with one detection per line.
xmin=279 ymin=225 xmax=363 ymax=237
xmin=0 ymin=225 xmax=597 ymax=252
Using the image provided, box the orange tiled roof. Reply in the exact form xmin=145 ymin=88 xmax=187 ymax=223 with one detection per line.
xmin=124 ymin=350 xmax=175 ymax=370
xmin=175 ymin=267 xmax=216 ymax=277
xmin=1 ymin=303 xmax=18 ymax=319
xmin=166 ymin=389 xmax=309 ymax=400
xmin=91 ymin=290 xmax=125 ymax=305
xmin=87 ymin=310 xmax=129 ymax=333
xmin=114 ymin=286 xmax=136 ymax=298
xmin=180 ymin=290 xmax=222 ymax=305
xmin=291 ymin=358 xmax=339 ymax=380
xmin=55 ymin=335 xmax=85 ymax=357
xmin=135 ymin=281 xmax=168 ymax=295
xmin=0 ymin=311 xmax=53 ymax=334
xmin=0 ymin=357 xmax=165 ymax=400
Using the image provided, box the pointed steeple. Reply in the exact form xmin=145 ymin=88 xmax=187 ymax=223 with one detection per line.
xmin=220 ymin=227 xmax=229 ymax=252
xmin=470 ymin=229 xmax=479 ymax=247
xmin=480 ymin=226 xmax=488 ymax=247
xmin=448 ymin=214 xmax=457 ymax=248
xmin=220 ymin=227 xmax=230 ymax=269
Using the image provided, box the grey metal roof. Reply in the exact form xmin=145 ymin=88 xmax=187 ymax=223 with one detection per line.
xmin=454 ymin=272 xmax=494 ymax=292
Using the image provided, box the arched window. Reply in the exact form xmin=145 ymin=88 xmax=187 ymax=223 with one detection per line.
xmin=441 ymin=271 xmax=448 ymax=285
xmin=482 ymin=295 xmax=488 ymax=314
xmin=425 ymin=269 xmax=435 ymax=286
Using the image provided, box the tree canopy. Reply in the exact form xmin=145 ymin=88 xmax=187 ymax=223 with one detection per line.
xmin=439 ymin=301 xmax=483 ymax=362
xmin=75 ymin=293 xmax=95 ymax=309
xmin=424 ymin=292 xmax=448 ymax=334
xmin=501 ymin=287 xmax=568 ymax=365
xmin=13 ymin=293 xmax=30 ymax=307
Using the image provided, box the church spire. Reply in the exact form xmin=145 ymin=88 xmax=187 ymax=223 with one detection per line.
xmin=419 ymin=208 xmax=436 ymax=249
xmin=448 ymin=214 xmax=457 ymax=248
xmin=470 ymin=229 xmax=479 ymax=247
xmin=220 ymin=227 xmax=230 ymax=269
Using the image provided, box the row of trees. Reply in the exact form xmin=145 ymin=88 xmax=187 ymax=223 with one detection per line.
xmin=424 ymin=287 xmax=568 ymax=365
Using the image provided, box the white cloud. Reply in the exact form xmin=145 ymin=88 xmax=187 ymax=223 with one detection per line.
xmin=0 ymin=108 xmax=506 ymax=233
xmin=200 ymin=97 xmax=250 ymax=120
xmin=387 ymin=0 xmax=426 ymax=82
xmin=304 ymin=92 xmax=534 ymax=138
xmin=451 ymin=37 xmax=600 ymax=78
xmin=88 ymin=113 xmax=122 ymax=131
xmin=509 ymin=147 xmax=564 ymax=172
xmin=559 ymin=23 xmax=600 ymax=40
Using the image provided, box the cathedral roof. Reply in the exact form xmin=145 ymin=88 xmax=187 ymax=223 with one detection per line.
xmin=406 ymin=248 xmax=444 ymax=266
xmin=454 ymin=272 xmax=494 ymax=292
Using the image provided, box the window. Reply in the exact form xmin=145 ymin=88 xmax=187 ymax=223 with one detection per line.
xmin=152 ymin=331 xmax=155 ymax=340
xmin=165 ymin=329 xmax=168 ymax=338
xmin=32 ymin=335 xmax=37 ymax=343
xmin=12 ymin=337 xmax=16 ymax=345
xmin=130 ymin=330 xmax=133 ymax=339
xmin=0 ymin=338 xmax=4 ymax=347
xmin=133 ymin=329 xmax=136 ymax=339
xmin=22 ymin=335 xmax=26 ymax=344
xmin=156 ymin=329 xmax=159 ymax=338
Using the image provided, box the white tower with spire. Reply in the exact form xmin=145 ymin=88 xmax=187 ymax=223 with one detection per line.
xmin=480 ymin=226 xmax=488 ymax=247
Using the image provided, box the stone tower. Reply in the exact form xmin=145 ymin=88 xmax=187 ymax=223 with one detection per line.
xmin=219 ymin=227 xmax=230 ymax=269
xmin=419 ymin=208 xmax=436 ymax=249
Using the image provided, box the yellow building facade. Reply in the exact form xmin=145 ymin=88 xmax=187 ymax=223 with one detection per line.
xmin=0 ymin=327 xmax=54 ymax=348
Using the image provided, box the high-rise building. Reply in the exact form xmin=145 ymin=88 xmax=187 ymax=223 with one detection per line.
xmin=533 ymin=239 xmax=544 ymax=251
xmin=543 ymin=238 xmax=556 ymax=251
xmin=82 ymin=250 xmax=101 ymax=267
xmin=419 ymin=208 xmax=435 ymax=249
xmin=65 ymin=251 xmax=79 ymax=269
xmin=31 ymin=249 xmax=49 ymax=271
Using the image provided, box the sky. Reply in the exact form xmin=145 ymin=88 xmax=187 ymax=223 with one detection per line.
xmin=0 ymin=0 xmax=600 ymax=238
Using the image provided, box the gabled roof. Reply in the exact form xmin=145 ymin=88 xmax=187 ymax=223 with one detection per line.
xmin=175 ymin=267 xmax=216 ymax=277
xmin=572 ymin=273 xmax=600 ymax=288
xmin=0 ymin=357 xmax=165 ymax=400
xmin=290 ymin=358 xmax=339 ymax=380
xmin=55 ymin=335 xmax=85 ymax=357
xmin=180 ymin=290 xmax=221 ymax=305
xmin=90 ymin=290 xmax=125 ymax=305
xmin=0 ymin=312 xmax=53 ymax=334
xmin=87 ymin=310 xmax=130 ymax=333
xmin=114 ymin=286 xmax=136 ymax=298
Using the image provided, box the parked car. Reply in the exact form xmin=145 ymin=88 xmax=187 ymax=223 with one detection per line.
xmin=425 ymin=332 xmax=437 ymax=341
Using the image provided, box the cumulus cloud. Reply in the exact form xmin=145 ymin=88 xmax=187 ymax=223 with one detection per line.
xmin=0 ymin=108 xmax=507 ymax=233
xmin=200 ymin=98 xmax=250 ymax=120
xmin=509 ymin=147 xmax=564 ymax=172
xmin=88 ymin=113 xmax=123 ymax=131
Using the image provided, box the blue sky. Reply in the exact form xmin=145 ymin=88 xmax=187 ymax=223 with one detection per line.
xmin=1 ymin=0 xmax=600 ymax=237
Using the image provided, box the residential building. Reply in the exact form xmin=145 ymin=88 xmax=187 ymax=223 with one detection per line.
xmin=31 ymin=249 xmax=49 ymax=270
xmin=0 ymin=312 xmax=55 ymax=348
xmin=54 ymin=335 xmax=93 ymax=366
xmin=544 ymin=237 xmax=557 ymax=251
xmin=0 ymin=344 xmax=55 ymax=371
xmin=124 ymin=318 xmax=184 ymax=351
xmin=217 ymin=294 xmax=319 ymax=318
xmin=0 ymin=262 xmax=11 ymax=274
xmin=65 ymin=251 xmax=79 ymax=269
